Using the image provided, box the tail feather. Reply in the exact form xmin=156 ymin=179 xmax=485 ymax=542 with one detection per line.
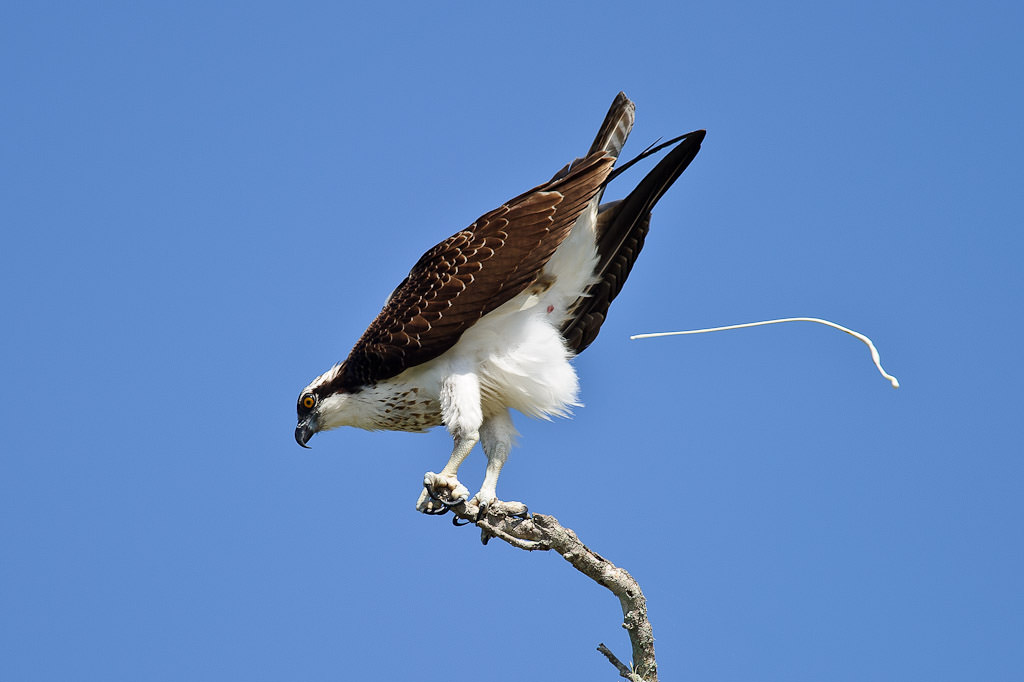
xmin=549 ymin=92 xmax=636 ymax=184
xmin=561 ymin=129 xmax=706 ymax=354
xmin=588 ymin=92 xmax=636 ymax=158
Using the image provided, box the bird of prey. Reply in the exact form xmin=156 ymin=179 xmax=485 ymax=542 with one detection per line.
xmin=295 ymin=93 xmax=704 ymax=514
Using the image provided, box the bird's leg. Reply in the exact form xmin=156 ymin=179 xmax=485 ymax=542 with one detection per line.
xmin=474 ymin=410 xmax=517 ymax=517
xmin=416 ymin=370 xmax=481 ymax=513
xmin=420 ymin=431 xmax=477 ymax=510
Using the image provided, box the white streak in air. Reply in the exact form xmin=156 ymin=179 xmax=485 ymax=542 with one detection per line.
xmin=630 ymin=317 xmax=900 ymax=389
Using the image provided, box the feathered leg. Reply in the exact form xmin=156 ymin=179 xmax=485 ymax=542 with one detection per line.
xmin=416 ymin=370 xmax=482 ymax=513
xmin=474 ymin=410 xmax=517 ymax=514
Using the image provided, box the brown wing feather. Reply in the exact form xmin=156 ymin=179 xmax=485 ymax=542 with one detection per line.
xmin=333 ymin=151 xmax=615 ymax=389
xmin=561 ymin=129 xmax=706 ymax=354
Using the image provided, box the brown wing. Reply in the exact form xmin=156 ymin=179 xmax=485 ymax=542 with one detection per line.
xmin=333 ymin=151 xmax=615 ymax=389
xmin=561 ymin=129 xmax=706 ymax=354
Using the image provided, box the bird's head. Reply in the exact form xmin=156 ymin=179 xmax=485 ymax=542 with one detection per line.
xmin=294 ymin=365 xmax=353 ymax=448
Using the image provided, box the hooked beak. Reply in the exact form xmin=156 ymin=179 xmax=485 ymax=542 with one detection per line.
xmin=294 ymin=414 xmax=318 ymax=448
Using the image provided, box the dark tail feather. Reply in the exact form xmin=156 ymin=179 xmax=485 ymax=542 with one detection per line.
xmin=588 ymin=92 xmax=635 ymax=158
xmin=560 ymin=129 xmax=706 ymax=354
xmin=550 ymin=92 xmax=636 ymax=183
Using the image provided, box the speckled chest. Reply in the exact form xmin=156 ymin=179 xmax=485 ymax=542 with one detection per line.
xmin=368 ymin=386 xmax=443 ymax=432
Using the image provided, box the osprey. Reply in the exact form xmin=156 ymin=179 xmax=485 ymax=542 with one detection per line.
xmin=295 ymin=93 xmax=704 ymax=513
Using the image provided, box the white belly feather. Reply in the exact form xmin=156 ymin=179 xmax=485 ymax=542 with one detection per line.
xmin=348 ymin=201 xmax=602 ymax=430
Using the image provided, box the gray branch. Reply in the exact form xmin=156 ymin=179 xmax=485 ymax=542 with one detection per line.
xmin=438 ymin=498 xmax=658 ymax=682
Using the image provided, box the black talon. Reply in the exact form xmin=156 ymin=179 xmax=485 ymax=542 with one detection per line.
xmin=442 ymin=495 xmax=468 ymax=508
xmin=424 ymin=482 xmax=444 ymax=503
xmin=431 ymin=490 xmax=467 ymax=509
xmin=421 ymin=484 xmax=468 ymax=515
xmin=452 ymin=515 xmax=471 ymax=526
xmin=422 ymin=504 xmax=449 ymax=516
xmin=423 ymin=481 xmax=466 ymax=508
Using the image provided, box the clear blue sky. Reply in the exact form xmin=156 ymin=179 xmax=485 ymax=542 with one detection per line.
xmin=2 ymin=2 xmax=1022 ymax=681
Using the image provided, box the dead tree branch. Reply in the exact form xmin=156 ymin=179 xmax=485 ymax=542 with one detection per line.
xmin=437 ymin=498 xmax=658 ymax=682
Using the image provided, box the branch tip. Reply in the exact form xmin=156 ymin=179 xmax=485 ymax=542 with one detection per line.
xmin=434 ymin=498 xmax=658 ymax=681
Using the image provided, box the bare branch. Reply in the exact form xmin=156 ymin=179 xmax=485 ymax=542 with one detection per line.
xmin=597 ymin=642 xmax=641 ymax=681
xmin=439 ymin=498 xmax=659 ymax=681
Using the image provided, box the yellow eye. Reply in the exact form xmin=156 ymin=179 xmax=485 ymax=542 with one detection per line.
xmin=302 ymin=394 xmax=315 ymax=409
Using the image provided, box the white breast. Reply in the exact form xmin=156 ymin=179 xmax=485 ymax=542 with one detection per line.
xmin=400 ymin=200 xmax=600 ymax=420
xmin=342 ymin=199 xmax=602 ymax=430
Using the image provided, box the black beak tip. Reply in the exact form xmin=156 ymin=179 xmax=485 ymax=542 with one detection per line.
xmin=294 ymin=425 xmax=313 ymax=449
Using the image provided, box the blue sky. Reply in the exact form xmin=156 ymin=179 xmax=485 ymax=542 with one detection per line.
xmin=2 ymin=2 xmax=1022 ymax=680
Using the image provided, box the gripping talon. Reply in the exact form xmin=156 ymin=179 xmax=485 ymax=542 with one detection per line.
xmin=423 ymin=481 xmax=443 ymax=502
xmin=424 ymin=484 xmax=467 ymax=508
xmin=425 ymin=485 xmax=466 ymax=507
xmin=422 ymin=505 xmax=449 ymax=516
xmin=423 ymin=479 xmax=467 ymax=508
